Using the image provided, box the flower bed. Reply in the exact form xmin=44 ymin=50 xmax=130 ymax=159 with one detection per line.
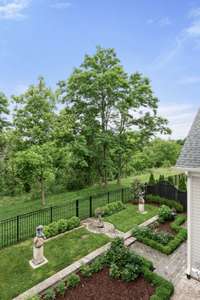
xmin=132 ymin=213 xmax=187 ymax=255
xmin=34 ymin=238 xmax=174 ymax=300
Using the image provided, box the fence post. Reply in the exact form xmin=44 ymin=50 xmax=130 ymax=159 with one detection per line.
xmin=121 ymin=188 xmax=124 ymax=203
xmin=107 ymin=191 xmax=110 ymax=204
xmin=76 ymin=200 xmax=79 ymax=217
xmin=89 ymin=196 xmax=93 ymax=217
xmin=17 ymin=215 xmax=19 ymax=242
xmin=50 ymin=206 xmax=53 ymax=223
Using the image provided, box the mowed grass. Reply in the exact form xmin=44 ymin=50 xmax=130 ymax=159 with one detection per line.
xmin=0 ymin=167 xmax=180 ymax=220
xmin=0 ymin=227 xmax=110 ymax=300
xmin=104 ymin=203 xmax=159 ymax=232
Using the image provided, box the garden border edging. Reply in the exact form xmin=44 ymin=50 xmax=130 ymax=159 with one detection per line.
xmin=13 ymin=215 xmax=158 ymax=300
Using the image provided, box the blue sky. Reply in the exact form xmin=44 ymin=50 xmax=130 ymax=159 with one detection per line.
xmin=0 ymin=0 xmax=200 ymax=138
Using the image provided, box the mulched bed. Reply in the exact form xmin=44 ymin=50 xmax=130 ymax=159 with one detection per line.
xmin=56 ymin=268 xmax=155 ymax=300
xmin=149 ymin=220 xmax=175 ymax=235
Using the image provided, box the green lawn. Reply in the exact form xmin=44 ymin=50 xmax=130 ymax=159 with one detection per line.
xmin=0 ymin=227 xmax=110 ymax=300
xmin=104 ymin=203 xmax=159 ymax=232
xmin=0 ymin=167 xmax=180 ymax=220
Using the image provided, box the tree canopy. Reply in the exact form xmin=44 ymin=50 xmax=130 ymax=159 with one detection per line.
xmin=0 ymin=47 xmax=179 ymax=204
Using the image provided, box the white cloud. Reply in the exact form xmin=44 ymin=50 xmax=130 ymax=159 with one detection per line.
xmin=50 ymin=1 xmax=71 ymax=9
xmin=158 ymin=103 xmax=197 ymax=139
xmin=0 ymin=0 xmax=30 ymax=20
xmin=178 ymin=76 xmax=200 ymax=85
xmin=151 ymin=7 xmax=200 ymax=70
xmin=147 ymin=16 xmax=171 ymax=27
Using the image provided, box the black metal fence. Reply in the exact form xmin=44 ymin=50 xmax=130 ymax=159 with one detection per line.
xmin=145 ymin=181 xmax=187 ymax=211
xmin=0 ymin=188 xmax=132 ymax=249
xmin=0 ymin=181 xmax=187 ymax=250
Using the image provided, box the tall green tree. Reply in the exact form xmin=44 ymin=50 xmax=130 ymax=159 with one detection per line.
xmin=59 ymin=47 xmax=170 ymax=185
xmin=14 ymin=143 xmax=55 ymax=205
xmin=0 ymin=92 xmax=9 ymax=133
xmin=12 ymin=77 xmax=56 ymax=148
xmin=58 ymin=47 xmax=128 ymax=185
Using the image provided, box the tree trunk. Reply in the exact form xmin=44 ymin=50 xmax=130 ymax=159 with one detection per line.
xmin=40 ymin=178 xmax=45 ymax=206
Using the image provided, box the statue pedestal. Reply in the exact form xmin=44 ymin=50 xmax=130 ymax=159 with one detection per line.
xmin=138 ymin=203 xmax=147 ymax=214
xmin=29 ymin=246 xmax=48 ymax=269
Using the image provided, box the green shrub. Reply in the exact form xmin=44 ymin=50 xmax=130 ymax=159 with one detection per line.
xmin=158 ymin=175 xmax=165 ymax=182
xmin=80 ymin=264 xmax=93 ymax=277
xmin=132 ymin=226 xmax=173 ymax=245
xmin=167 ymin=176 xmax=174 ymax=185
xmin=158 ymin=205 xmax=174 ymax=223
xmin=90 ymin=257 xmax=105 ymax=273
xmin=44 ymin=216 xmax=80 ymax=238
xmin=132 ymin=215 xmax=187 ymax=255
xmin=109 ymin=263 xmax=121 ymax=279
xmin=149 ymin=173 xmax=156 ymax=185
xmin=121 ymin=263 xmax=141 ymax=282
xmin=67 ymin=216 xmax=80 ymax=230
xmin=95 ymin=201 xmax=126 ymax=217
xmin=66 ymin=273 xmax=80 ymax=288
xmin=57 ymin=219 xmax=68 ymax=233
xmin=146 ymin=194 xmax=183 ymax=213
xmin=43 ymin=288 xmax=56 ymax=300
xmin=56 ymin=280 xmax=66 ymax=296
xmin=143 ymin=268 xmax=174 ymax=300
xmin=178 ymin=175 xmax=187 ymax=192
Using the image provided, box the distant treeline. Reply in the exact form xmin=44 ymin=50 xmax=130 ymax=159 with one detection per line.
xmin=0 ymin=46 xmax=182 ymax=204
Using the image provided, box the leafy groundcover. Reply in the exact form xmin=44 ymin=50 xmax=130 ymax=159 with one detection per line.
xmin=33 ymin=238 xmax=174 ymax=300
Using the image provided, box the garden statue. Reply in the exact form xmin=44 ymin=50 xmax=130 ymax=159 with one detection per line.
xmin=29 ymin=225 xmax=48 ymax=269
xmin=138 ymin=190 xmax=146 ymax=213
xmin=95 ymin=208 xmax=104 ymax=228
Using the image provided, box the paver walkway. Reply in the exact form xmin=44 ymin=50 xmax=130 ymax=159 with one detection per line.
xmin=130 ymin=240 xmax=186 ymax=285
xmin=130 ymin=240 xmax=200 ymax=299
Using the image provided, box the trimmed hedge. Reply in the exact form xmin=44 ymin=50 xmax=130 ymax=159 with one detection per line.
xmin=44 ymin=216 xmax=80 ymax=238
xmin=146 ymin=194 xmax=183 ymax=213
xmin=95 ymin=201 xmax=126 ymax=217
xmin=143 ymin=268 xmax=174 ymax=300
xmin=38 ymin=238 xmax=173 ymax=300
xmin=132 ymin=215 xmax=187 ymax=255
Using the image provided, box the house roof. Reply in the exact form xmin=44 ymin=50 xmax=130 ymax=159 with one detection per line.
xmin=176 ymin=109 xmax=200 ymax=169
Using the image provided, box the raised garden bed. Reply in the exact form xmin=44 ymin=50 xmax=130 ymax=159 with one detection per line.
xmin=132 ymin=214 xmax=187 ymax=255
xmin=39 ymin=238 xmax=174 ymax=300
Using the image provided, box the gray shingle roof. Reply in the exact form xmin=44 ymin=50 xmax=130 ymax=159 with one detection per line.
xmin=176 ymin=109 xmax=200 ymax=169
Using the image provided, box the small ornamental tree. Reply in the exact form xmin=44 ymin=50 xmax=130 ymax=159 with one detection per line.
xmin=178 ymin=175 xmax=187 ymax=192
xmin=158 ymin=174 xmax=165 ymax=182
xmin=167 ymin=176 xmax=174 ymax=186
xmin=148 ymin=173 xmax=156 ymax=185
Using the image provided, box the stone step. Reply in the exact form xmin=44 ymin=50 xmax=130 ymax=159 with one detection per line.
xmin=124 ymin=237 xmax=136 ymax=247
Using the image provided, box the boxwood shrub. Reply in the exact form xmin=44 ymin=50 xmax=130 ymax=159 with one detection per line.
xmin=44 ymin=216 xmax=80 ymax=238
xmin=146 ymin=194 xmax=184 ymax=213
xmin=132 ymin=215 xmax=187 ymax=255
xmin=95 ymin=201 xmax=126 ymax=217
xmin=40 ymin=238 xmax=173 ymax=300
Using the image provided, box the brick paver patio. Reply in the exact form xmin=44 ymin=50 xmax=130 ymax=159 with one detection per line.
xmin=130 ymin=240 xmax=200 ymax=299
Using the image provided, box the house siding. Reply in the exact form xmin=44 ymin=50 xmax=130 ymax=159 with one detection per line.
xmin=190 ymin=175 xmax=200 ymax=279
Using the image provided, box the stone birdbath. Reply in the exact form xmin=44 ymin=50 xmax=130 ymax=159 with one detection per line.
xmin=95 ymin=208 xmax=104 ymax=228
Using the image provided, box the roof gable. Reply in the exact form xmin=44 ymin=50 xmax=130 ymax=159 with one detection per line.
xmin=176 ymin=109 xmax=200 ymax=169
